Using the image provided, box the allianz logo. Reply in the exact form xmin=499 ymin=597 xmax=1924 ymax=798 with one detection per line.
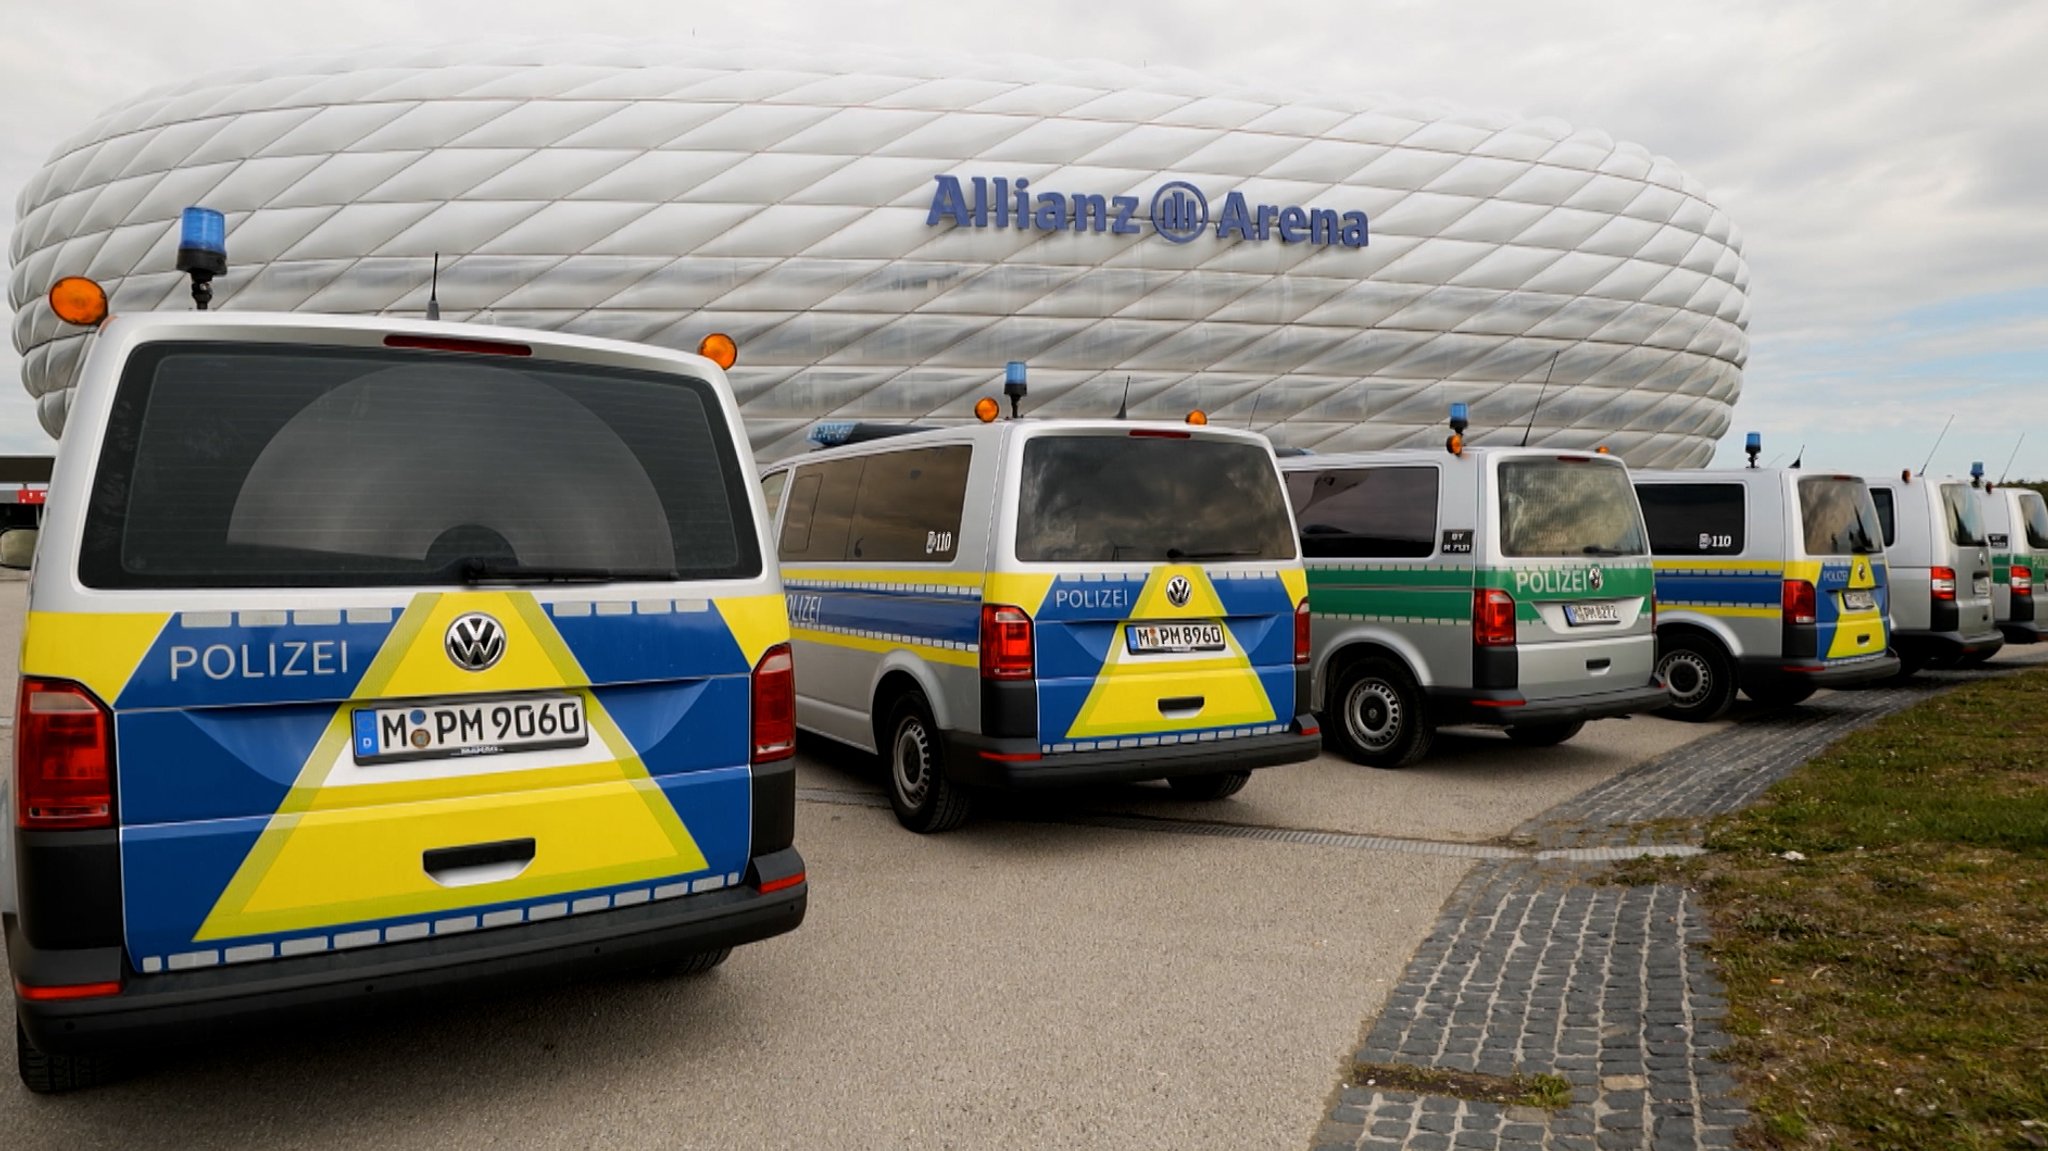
xmin=926 ymin=175 xmax=1370 ymax=249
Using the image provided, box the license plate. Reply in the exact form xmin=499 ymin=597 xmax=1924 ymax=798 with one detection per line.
xmin=353 ymin=694 xmax=588 ymax=765
xmin=1563 ymin=602 xmax=1621 ymax=626
xmin=1974 ymin=576 xmax=1991 ymax=597
xmin=1842 ymin=590 xmax=1877 ymax=612
xmin=1126 ymin=621 xmax=1226 ymax=654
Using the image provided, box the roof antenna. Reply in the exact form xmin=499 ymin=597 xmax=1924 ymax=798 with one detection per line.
xmin=1246 ymin=390 xmax=1263 ymax=431
xmin=1519 ymin=351 xmax=1561 ymax=448
xmin=426 ymin=253 xmax=441 ymax=322
xmin=1789 ymin=444 xmax=1804 ymax=470
xmin=1999 ymin=432 xmax=2026 ymax=483
xmin=1114 ymin=375 xmax=1131 ymax=420
xmin=1918 ymin=414 xmax=1955 ymax=477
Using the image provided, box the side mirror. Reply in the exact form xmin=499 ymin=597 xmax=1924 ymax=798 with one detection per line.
xmin=0 ymin=527 xmax=37 ymax=571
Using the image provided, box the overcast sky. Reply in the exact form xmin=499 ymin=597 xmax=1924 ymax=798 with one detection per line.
xmin=5 ymin=0 xmax=2045 ymax=477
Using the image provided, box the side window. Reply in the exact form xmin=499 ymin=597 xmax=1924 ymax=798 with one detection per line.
xmin=778 ymin=458 xmax=861 ymax=562
xmin=1285 ymin=466 xmax=1438 ymax=559
xmin=1634 ymin=483 xmax=1745 ymax=555
xmin=760 ymin=471 xmax=788 ymax=520
xmin=1870 ymin=488 xmax=1897 ymax=547
xmin=848 ymin=445 xmax=972 ymax=562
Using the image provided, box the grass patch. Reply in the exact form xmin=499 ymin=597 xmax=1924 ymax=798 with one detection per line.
xmin=1690 ymin=668 xmax=2048 ymax=1149
xmin=1349 ymin=1061 xmax=1575 ymax=1111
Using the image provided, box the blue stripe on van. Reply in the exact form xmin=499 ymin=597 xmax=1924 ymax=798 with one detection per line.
xmin=805 ymin=588 xmax=981 ymax=646
xmin=1652 ymin=572 xmax=1781 ymax=608
xmin=116 ymin=706 xmax=327 ymax=826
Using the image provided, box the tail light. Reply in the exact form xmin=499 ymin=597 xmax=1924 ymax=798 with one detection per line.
xmin=1931 ymin=566 xmax=1957 ymax=601
xmin=980 ymin=604 xmax=1035 ymax=680
xmin=1473 ymin=589 xmax=1517 ymax=647
xmin=16 ymin=677 xmax=113 ymax=829
xmin=750 ymin=644 xmax=795 ymax=764
xmin=2014 ymin=565 xmax=2032 ymax=596
xmin=1782 ymin=579 xmax=1818 ymax=626
xmin=1293 ymin=599 xmax=1312 ymax=666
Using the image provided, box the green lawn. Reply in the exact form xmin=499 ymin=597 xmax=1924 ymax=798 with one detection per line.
xmin=1673 ymin=668 xmax=2048 ymax=1149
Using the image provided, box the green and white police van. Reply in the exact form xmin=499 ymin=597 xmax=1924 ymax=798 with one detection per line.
xmin=1862 ymin=469 xmax=2003 ymax=671
xmin=1979 ymin=479 xmax=2046 ymax=646
xmin=6 ymin=278 xmax=805 ymax=1092
xmin=760 ymin=387 xmax=1319 ymax=833
xmin=1634 ymin=449 xmax=1897 ymax=720
xmin=1280 ymin=408 xmax=1667 ymax=768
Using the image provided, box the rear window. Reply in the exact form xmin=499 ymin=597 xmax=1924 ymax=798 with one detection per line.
xmin=1634 ymin=483 xmax=1744 ymax=555
xmin=1015 ymin=433 xmax=1295 ymax=563
xmin=1286 ymin=466 xmax=1438 ymax=559
xmin=1940 ymin=482 xmax=1987 ymax=547
xmin=2022 ymin=492 xmax=2048 ymax=550
xmin=1796 ymin=477 xmax=1883 ymax=556
xmin=81 ymin=342 xmax=760 ymax=589
xmin=1497 ymin=459 xmax=1646 ymax=558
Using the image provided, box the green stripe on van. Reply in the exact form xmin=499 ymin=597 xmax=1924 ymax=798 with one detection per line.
xmin=1305 ymin=562 xmax=1654 ymax=624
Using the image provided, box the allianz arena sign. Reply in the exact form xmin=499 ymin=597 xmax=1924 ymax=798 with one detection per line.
xmin=927 ymin=175 xmax=1371 ymax=249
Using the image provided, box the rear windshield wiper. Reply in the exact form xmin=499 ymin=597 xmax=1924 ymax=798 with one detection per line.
xmin=1167 ymin=547 xmax=1263 ymax=560
xmin=457 ymin=559 xmax=679 ymax=585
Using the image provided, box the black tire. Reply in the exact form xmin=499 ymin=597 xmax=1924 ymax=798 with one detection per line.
xmin=658 ymin=947 xmax=732 ymax=977
xmin=1324 ymin=656 xmax=1434 ymax=769
xmin=1655 ymin=634 xmax=1736 ymax=723
xmin=1504 ymin=720 xmax=1585 ymax=747
xmin=1743 ymin=681 xmax=1818 ymax=707
xmin=883 ymin=691 xmax=973 ymax=833
xmin=18 ymin=1019 xmax=110 ymax=1094
xmin=1166 ymin=770 xmax=1251 ymax=800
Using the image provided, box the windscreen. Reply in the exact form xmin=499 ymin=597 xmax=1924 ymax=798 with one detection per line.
xmin=1939 ymin=483 xmax=1987 ymax=547
xmin=2022 ymin=492 xmax=2048 ymax=550
xmin=1014 ymin=433 xmax=1295 ymax=563
xmin=1796 ymin=477 xmax=1883 ymax=556
xmin=1497 ymin=459 xmax=1647 ymax=558
xmin=81 ymin=342 xmax=759 ymax=588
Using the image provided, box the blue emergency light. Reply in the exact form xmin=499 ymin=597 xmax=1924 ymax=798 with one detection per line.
xmin=1745 ymin=431 xmax=1762 ymax=469
xmin=1004 ymin=360 xmax=1028 ymax=418
xmin=809 ymin=421 xmax=857 ymax=447
xmin=1448 ymin=402 xmax=1469 ymax=433
xmin=1971 ymin=460 xmax=1986 ymax=486
xmin=175 ymin=206 xmax=227 ymax=310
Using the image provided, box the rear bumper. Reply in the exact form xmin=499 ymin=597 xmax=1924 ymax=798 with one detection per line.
xmin=1738 ymin=652 xmax=1901 ymax=690
xmin=1425 ymin=680 xmax=1669 ymax=728
xmin=943 ymin=721 xmax=1322 ymax=788
xmin=1891 ymin=628 xmax=2005 ymax=664
xmin=11 ymin=848 xmax=807 ymax=1057
xmin=1997 ymin=619 xmax=2044 ymax=644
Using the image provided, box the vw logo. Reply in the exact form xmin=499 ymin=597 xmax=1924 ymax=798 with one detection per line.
xmin=1588 ymin=566 xmax=1605 ymax=591
xmin=1165 ymin=575 xmax=1194 ymax=608
xmin=1148 ymin=181 xmax=1209 ymax=244
xmin=445 ymin=612 xmax=506 ymax=672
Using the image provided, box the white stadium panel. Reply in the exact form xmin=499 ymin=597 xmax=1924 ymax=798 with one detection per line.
xmin=9 ymin=42 xmax=1747 ymax=465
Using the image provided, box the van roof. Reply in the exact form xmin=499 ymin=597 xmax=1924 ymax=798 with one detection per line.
xmin=765 ymin=417 xmax=1275 ymax=468
xmin=1277 ymin=445 xmax=1627 ymax=469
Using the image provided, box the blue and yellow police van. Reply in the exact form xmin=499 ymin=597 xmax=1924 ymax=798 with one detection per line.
xmin=758 ymin=374 xmax=1320 ymax=833
xmin=4 ymin=275 xmax=805 ymax=1092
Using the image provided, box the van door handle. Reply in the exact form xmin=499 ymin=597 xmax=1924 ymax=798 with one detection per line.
xmin=424 ymin=838 xmax=536 ymax=888
xmin=1158 ymin=696 xmax=1204 ymax=717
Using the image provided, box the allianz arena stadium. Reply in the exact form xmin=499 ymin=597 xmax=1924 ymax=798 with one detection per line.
xmin=8 ymin=43 xmax=1749 ymax=464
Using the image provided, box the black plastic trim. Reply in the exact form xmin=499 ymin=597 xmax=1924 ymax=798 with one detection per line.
xmin=1735 ymin=653 xmax=1901 ymax=689
xmin=13 ymin=827 xmax=123 ymax=951
xmin=1424 ymin=680 xmax=1669 ymax=727
xmin=979 ymin=677 xmax=1038 ymax=740
xmin=1890 ymin=627 xmax=2004 ymax=664
xmin=750 ymin=757 xmax=796 ymax=856
xmin=942 ymin=723 xmax=1320 ymax=789
xmin=1471 ymin=643 xmax=1517 ymax=691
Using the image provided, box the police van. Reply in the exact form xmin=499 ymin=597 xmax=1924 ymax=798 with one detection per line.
xmin=1862 ymin=468 xmax=2004 ymax=671
xmin=5 ymin=279 xmax=805 ymax=1092
xmin=1279 ymin=409 xmax=1668 ymax=768
xmin=1633 ymin=449 xmax=1896 ymax=720
xmin=1982 ymin=480 xmax=2048 ymax=645
xmin=759 ymin=391 xmax=1319 ymax=833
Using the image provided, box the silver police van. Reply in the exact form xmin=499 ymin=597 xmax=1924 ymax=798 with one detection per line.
xmin=1280 ymin=410 xmax=1666 ymax=768
xmin=760 ymin=398 xmax=1319 ymax=833
xmin=7 ymin=277 xmax=805 ymax=1091
xmin=1634 ymin=452 xmax=1896 ymax=720
xmin=1862 ymin=470 xmax=2003 ymax=671
xmin=1983 ymin=480 xmax=2047 ymax=645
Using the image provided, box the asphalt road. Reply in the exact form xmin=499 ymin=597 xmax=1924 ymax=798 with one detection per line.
xmin=0 ymin=573 xmax=1732 ymax=1149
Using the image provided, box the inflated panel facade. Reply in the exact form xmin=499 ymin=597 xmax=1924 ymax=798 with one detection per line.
xmin=9 ymin=43 xmax=1749 ymax=464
